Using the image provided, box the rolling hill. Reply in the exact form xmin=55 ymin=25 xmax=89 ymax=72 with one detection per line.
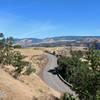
xmin=14 ymin=36 xmax=100 ymax=47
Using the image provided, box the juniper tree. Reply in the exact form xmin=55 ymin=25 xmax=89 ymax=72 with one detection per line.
xmin=57 ymin=44 xmax=100 ymax=100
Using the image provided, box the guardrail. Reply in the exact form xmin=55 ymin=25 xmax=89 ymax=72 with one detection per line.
xmin=57 ymin=74 xmax=73 ymax=88
xmin=56 ymin=68 xmax=73 ymax=88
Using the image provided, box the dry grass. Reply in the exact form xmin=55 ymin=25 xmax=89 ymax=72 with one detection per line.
xmin=0 ymin=68 xmax=60 ymax=100
xmin=40 ymin=46 xmax=87 ymax=57
xmin=15 ymin=48 xmax=48 ymax=73
xmin=0 ymin=47 xmax=87 ymax=100
xmin=15 ymin=48 xmax=60 ymax=98
xmin=19 ymin=74 xmax=60 ymax=98
xmin=15 ymin=48 xmax=44 ymax=61
xmin=0 ymin=48 xmax=60 ymax=100
xmin=0 ymin=69 xmax=34 ymax=100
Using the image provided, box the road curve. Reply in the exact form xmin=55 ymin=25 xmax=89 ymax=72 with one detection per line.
xmin=42 ymin=53 xmax=75 ymax=95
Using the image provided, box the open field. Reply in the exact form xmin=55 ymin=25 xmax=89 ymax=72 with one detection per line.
xmin=15 ymin=48 xmax=48 ymax=73
xmin=37 ymin=46 xmax=87 ymax=57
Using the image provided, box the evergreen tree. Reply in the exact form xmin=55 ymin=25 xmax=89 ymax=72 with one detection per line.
xmin=0 ymin=33 xmax=34 ymax=78
xmin=57 ymin=45 xmax=100 ymax=100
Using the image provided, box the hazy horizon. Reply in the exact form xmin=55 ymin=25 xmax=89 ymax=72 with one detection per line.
xmin=14 ymin=35 xmax=100 ymax=39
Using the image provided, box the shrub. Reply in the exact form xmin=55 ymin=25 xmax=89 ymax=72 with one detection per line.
xmin=57 ymin=46 xmax=100 ymax=100
xmin=60 ymin=93 xmax=76 ymax=100
xmin=14 ymin=45 xmax=22 ymax=48
xmin=24 ymin=64 xmax=36 ymax=75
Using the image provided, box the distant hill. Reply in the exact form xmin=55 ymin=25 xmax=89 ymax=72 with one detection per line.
xmin=14 ymin=36 xmax=100 ymax=47
xmin=15 ymin=38 xmax=42 ymax=47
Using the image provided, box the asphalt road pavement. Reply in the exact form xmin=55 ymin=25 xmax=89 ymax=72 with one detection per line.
xmin=42 ymin=53 xmax=75 ymax=95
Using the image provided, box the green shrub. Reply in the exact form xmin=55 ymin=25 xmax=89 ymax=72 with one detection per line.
xmin=24 ymin=65 xmax=36 ymax=75
xmin=60 ymin=93 xmax=76 ymax=100
xmin=14 ymin=45 xmax=22 ymax=48
xmin=58 ymin=47 xmax=100 ymax=100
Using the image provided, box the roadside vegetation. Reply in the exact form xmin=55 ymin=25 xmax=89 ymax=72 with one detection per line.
xmin=57 ymin=44 xmax=100 ymax=100
xmin=0 ymin=33 xmax=34 ymax=78
xmin=13 ymin=44 xmax=22 ymax=48
xmin=60 ymin=93 xmax=76 ymax=100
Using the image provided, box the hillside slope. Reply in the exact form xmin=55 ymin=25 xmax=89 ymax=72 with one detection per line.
xmin=0 ymin=48 xmax=60 ymax=100
xmin=0 ymin=69 xmax=34 ymax=100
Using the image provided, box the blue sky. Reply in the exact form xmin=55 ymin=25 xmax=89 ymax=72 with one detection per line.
xmin=0 ymin=0 xmax=100 ymax=38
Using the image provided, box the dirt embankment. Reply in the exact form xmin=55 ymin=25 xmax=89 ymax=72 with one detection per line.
xmin=0 ymin=48 xmax=60 ymax=100
xmin=15 ymin=48 xmax=48 ymax=73
xmin=0 ymin=68 xmax=34 ymax=100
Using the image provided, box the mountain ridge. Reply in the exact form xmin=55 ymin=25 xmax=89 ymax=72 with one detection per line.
xmin=14 ymin=36 xmax=100 ymax=47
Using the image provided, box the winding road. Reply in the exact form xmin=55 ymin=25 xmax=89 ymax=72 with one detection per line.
xmin=42 ymin=53 xmax=75 ymax=95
